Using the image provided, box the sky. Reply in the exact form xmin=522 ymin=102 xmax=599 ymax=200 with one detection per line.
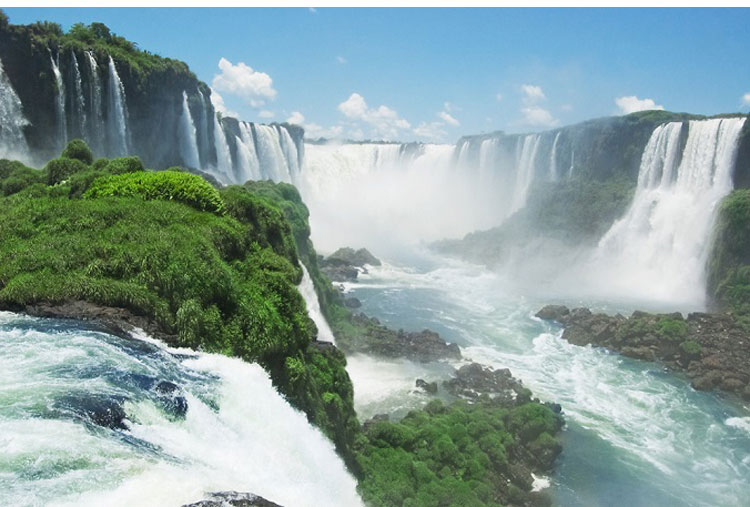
xmin=4 ymin=7 xmax=750 ymax=143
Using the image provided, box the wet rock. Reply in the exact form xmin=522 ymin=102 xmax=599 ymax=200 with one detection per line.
xmin=415 ymin=378 xmax=438 ymax=394
xmin=58 ymin=394 xmax=128 ymax=430
xmin=325 ymin=247 xmax=381 ymax=267
xmin=535 ymin=305 xmax=570 ymax=323
xmin=182 ymin=491 xmax=282 ymax=507
xmin=154 ymin=380 xmax=188 ymax=418
xmin=443 ymin=362 xmax=527 ymax=405
xmin=344 ymin=297 xmax=362 ymax=309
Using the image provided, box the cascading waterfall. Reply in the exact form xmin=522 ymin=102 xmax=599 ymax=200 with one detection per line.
xmin=255 ymin=124 xmax=292 ymax=182
xmin=549 ymin=132 xmax=560 ymax=180
xmin=235 ymin=122 xmax=262 ymax=183
xmin=212 ymin=115 xmax=234 ymax=183
xmin=278 ymin=126 xmax=300 ymax=180
xmin=0 ymin=312 xmax=362 ymax=506
xmin=510 ymin=134 xmax=541 ymax=215
xmin=196 ymin=90 xmax=211 ymax=167
xmin=0 ymin=57 xmax=30 ymax=161
xmin=107 ymin=56 xmax=130 ymax=156
xmin=299 ymin=265 xmax=337 ymax=344
xmin=178 ymin=90 xmax=201 ymax=169
xmin=50 ymin=52 xmax=67 ymax=151
xmin=70 ymin=51 xmax=87 ymax=139
xmin=594 ymin=117 xmax=747 ymax=306
xmin=85 ymin=51 xmax=104 ymax=154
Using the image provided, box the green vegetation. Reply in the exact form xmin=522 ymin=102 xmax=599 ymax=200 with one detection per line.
xmin=45 ymin=156 xmax=89 ymax=185
xmin=61 ymin=138 xmax=94 ymax=164
xmin=708 ymin=189 xmax=750 ymax=329
xmin=679 ymin=340 xmax=702 ymax=358
xmin=0 ymin=140 xmax=358 ymax=467
xmin=0 ymin=159 xmax=45 ymax=196
xmin=655 ymin=317 xmax=689 ymax=341
xmin=103 ymin=156 xmax=145 ymax=175
xmin=356 ymin=399 xmax=562 ymax=506
xmin=84 ymin=171 xmax=226 ymax=214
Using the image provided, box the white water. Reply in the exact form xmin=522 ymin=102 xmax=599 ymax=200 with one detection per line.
xmin=84 ymin=51 xmax=104 ymax=155
xmin=510 ymin=134 xmax=541 ymax=215
xmin=0 ymin=57 xmax=30 ymax=162
xmin=235 ymin=122 xmax=262 ymax=183
xmin=255 ymin=125 xmax=291 ymax=182
xmin=549 ymin=131 xmax=561 ymax=180
xmin=107 ymin=56 xmax=130 ymax=156
xmin=70 ymin=52 xmax=87 ymax=139
xmin=50 ymin=53 xmax=67 ymax=151
xmin=178 ymin=91 xmax=201 ymax=169
xmin=0 ymin=312 xmax=362 ymax=507
xmin=298 ymin=264 xmax=337 ymax=344
xmin=196 ymin=90 xmax=211 ymax=167
xmin=212 ymin=114 xmax=234 ymax=183
xmin=592 ymin=117 xmax=746 ymax=307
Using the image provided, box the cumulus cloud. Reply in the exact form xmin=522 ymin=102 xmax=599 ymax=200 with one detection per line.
xmin=212 ymin=57 xmax=277 ymax=108
xmin=336 ymin=56 xmax=348 ymax=64
xmin=742 ymin=93 xmax=750 ymax=106
xmin=615 ymin=95 xmax=664 ymax=115
xmin=438 ymin=110 xmax=460 ymax=126
xmin=337 ymin=93 xmax=410 ymax=139
xmin=209 ymin=89 xmax=239 ymax=118
xmin=285 ymin=111 xmax=343 ymax=139
xmin=521 ymin=106 xmax=559 ymax=127
xmin=521 ymin=84 xmax=546 ymax=103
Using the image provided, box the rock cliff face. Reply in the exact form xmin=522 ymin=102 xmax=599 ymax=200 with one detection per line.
xmin=0 ymin=19 xmax=303 ymax=182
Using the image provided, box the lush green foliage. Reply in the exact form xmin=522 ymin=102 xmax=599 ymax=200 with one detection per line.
xmin=356 ymin=399 xmax=561 ymax=506
xmin=655 ymin=317 xmax=689 ymax=341
xmin=104 ymin=156 xmax=145 ymax=175
xmin=0 ymin=159 xmax=45 ymax=196
xmin=84 ymin=171 xmax=226 ymax=214
xmin=708 ymin=189 xmax=750 ymax=328
xmin=61 ymin=139 xmax=94 ymax=164
xmin=45 ymin=157 xmax=89 ymax=185
xmin=679 ymin=339 xmax=702 ymax=358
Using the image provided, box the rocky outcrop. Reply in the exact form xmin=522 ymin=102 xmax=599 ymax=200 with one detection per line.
xmin=443 ymin=362 xmax=532 ymax=405
xmin=182 ymin=492 xmax=282 ymax=507
xmin=342 ymin=313 xmax=461 ymax=363
xmin=537 ymin=304 xmax=750 ymax=399
xmin=319 ymin=247 xmax=381 ymax=282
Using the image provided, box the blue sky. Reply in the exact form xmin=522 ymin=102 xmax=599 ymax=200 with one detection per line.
xmin=4 ymin=7 xmax=750 ymax=142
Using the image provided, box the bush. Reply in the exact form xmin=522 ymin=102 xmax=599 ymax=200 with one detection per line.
xmin=84 ymin=171 xmax=226 ymax=214
xmin=61 ymin=139 xmax=94 ymax=164
xmin=104 ymin=156 xmax=145 ymax=175
xmin=45 ymin=157 xmax=89 ymax=185
xmin=0 ymin=160 xmax=45 ymax=196
xmin=656 ymin=317 xmax=688 ymax=341
xmin=679 ymin=339 xmax=702 ymax=358
xmin=92 ymin=158 xmax=110 ymax=171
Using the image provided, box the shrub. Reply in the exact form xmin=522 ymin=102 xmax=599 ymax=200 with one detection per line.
xmin=61 ymin=139 xmax=94 ymax=164
xmin=104 ymin=156 xmax=145 ymax=175
xmin=92 ymin=158 xmax=110 ymax=171
xmin=84 ymin=171 xmax=226 ymax=214
xmin=45 ymin=157 xmax=89 ymax=185
xmin=679 ymin=340 xmax=702 ymax=358
xmin=656 ymin=317 xmax=688 ymax=341
xmin=0 ymin=160 xmax=45 ymax=196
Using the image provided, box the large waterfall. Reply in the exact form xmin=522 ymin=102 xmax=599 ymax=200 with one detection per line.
xmin=50 ymin=53 xmax=67 ymax=152
xmin=299 ymin=264 xmax=337 ymax=345
xmin=593 ymin=117 xmax=747 ymax=306
xmin=107 ymin=56 xmax=130 ymax=157
xmin=178 ymin=91 xmax=201 ymax=169
xmin=85 ymin=51 xmax=104 ymax=155
xmin=69 ymin=51 xmax=87 ymax=140
xmin=0 ymin=58 xmax=30 ymax=161
xmin=0 ymin=312 xmax=362 ymax=506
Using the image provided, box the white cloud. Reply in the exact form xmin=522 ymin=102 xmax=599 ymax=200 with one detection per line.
xmin=615 ymin=95 xmax=664 ymax=115
xmin=212 ymin=57 xmax=277 ymax=108
xmin=444 ymin=101 xmax=461 ymax=112
xmin=336 ymin=56 xmax=348 ymax=64
xmin=209 ymin=89 xmax=239 ymax=118
xmin=521 ymin=84 xmax=546 ymax=103
xmin=438 ymin=110 xmax=460 ymax=126
xmin=309 ymin=7 xmax=317 ymax=13
xmin=285 ymin=111 xmax=343 ymax=139
xmin=413 ymin=121 xmax=447 ymax=141
xmin=337 ymin=93 xmax=410 ymax=139
xmin=258 ymin=110 xmax=275 ymax=119
xmin=496 ymin=93 xmax=503 ymax=102
xmin=742 ymin=93 xmax=750 ymax=106
xmin=521 ymin=106 xmax=559 ymax=127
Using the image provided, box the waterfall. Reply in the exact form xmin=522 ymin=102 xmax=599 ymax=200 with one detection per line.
xmin=235 ymin=122 xmax=261 ymax=183
xmin=299 ymin=264 xmax=337 ymax=344
xmin=0 ymin=58 xmax=30 ymax=162
xmin=594 ymin=117 xmax=747 ymax=305
xmin=212 ymin=114 xmax=234 ymax=182
xmin=107 ymin=56 xmax=130 ymax=156
xmin=70 ymin=51 xmax=86 ymax=139
xmin=255 ymin=124 xmax=292 ymax=182
xmin=0 ymin=312 xmax=362 ymax=506
xmin=510 ymin=134 xmax=541 ymax=215
xmin=196 ymin=89 xmax=211 ymax=166
xmin=178 ymin=90 xmax=201 ymax=168
xmin=50 ymin=53 xmax=67 ymax=151
xmin=278 ymin=125 xmax=300 ymax=182
xmin=85 ymin=51 xmax=104 ymax=154
xmin=549 ymin=132 xmax=560 ymax=181
xmin=568 ymin=149 xmax=575 ymax=178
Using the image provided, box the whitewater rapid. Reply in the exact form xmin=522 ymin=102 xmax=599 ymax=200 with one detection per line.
xmin=0 ymin=312 xmax=362 ymax=507
xmin=343 ymin=254 xmax=750 ymax=507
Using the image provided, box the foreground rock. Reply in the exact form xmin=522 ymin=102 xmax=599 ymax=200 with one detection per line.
xmin=183 ymin=491 xmax=282 ymax=507
xmin=537 ymin=305 xmax=750 ymax=399
xmin=319 ymin=247 xmax=380 ymax=282
xmin=443 ymin=362 xmax=532 ymax=404
xmin=340 ymin=313 xmax=461 ymax=362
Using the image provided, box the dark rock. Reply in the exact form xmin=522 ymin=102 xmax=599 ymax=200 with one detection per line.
xmin=57 ymin=394 xmax=128 ymax=430
xmin=535 ymin=305 xmax=570 ymax=323
xmin=344 ymin=297 xmax=362 ymax=309
xmin=415 ymin=378 xmax=438 ymax=394
xmin=182 ymin=491 xmax=282 ymax=507
xmin=154 ymin=380 xmax=188 ymax=418
xmin=321 ymin=264 xmax=359 ymax=283
xmin=325 ymin=247 xmax=381 ymax=267
xmin=443 ymin=362 xmax=526 ymax=405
